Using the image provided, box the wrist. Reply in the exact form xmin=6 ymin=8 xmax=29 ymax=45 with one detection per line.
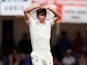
xmin=37 ymin=5 xmax=40 ymax=8
xmin=35 ymin=5 xmax=40 ymax=9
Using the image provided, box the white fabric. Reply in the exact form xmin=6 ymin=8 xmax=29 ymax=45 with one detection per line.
xmin=62 ymin=56 xmax=76 ymax=65
xmin=31 ymin=50 xmax=53 ymax=65
xmin=26 ymin=16 xmax=54 ymax=50
xmin=26 ymin=13 xmax=54 ymax=65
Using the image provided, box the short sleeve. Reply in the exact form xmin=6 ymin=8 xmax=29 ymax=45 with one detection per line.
xmin=25 ymin=16 xmax=34 ymax=25
xmin=48 ymin=19 xmax=55 ymax=26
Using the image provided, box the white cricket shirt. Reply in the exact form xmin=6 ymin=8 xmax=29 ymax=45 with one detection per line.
xmin=26 ymin=16 xmax=54 ymax=51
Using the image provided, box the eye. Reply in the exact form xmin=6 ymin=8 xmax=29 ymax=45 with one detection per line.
xmin=41 ymin=14 xmax=44 ymax=16
xmin=41 ymin=14 xmax=46 ymax=16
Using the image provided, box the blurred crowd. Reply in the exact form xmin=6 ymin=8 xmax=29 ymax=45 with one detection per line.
xmin=52 ymin=30 xmax=87 ymax=65
xmin=0 ymin=30 xmax=87 ymax=65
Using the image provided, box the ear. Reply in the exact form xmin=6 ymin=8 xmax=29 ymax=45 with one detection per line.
xmin=36 ymin=15 xmax=38 ymax=19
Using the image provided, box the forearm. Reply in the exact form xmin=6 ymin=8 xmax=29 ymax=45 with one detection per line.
xmin=47 ymin=7 xmax=60 ymax=17
xmin=24 ymin=5 xmax=40 ymax=13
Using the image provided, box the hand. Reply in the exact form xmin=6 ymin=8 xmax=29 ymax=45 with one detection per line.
xmin=39 ymin=2 xmax=46 ymax=9
xmin=43 ymin=5 xmax=49 ymax=9
xmin=43 ymin=6 xmax=48 ymax=9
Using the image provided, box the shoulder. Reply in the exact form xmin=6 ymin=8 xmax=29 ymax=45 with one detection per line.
xmin=26 ymin=16 xmax=36 ymax=24
xmin=46 ymin=19 xmax=55 ymax=26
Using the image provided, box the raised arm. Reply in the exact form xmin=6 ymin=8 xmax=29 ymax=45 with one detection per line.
xmin=46 ymin=6 xmax=61 ymax=22
xmin=24 ymin=5 xmax=40 ymax=20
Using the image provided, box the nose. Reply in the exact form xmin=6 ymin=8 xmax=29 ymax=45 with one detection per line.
xmin=43 ymin=16 xmax=46 ymax=19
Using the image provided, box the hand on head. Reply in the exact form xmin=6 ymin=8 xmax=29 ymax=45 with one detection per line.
xmin=39 ymin=2 xmax=46 ymax=9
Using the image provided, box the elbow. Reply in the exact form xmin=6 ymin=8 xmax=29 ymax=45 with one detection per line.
xmin=57 ymin=12 xmax=61 ymax=19
xmin=55 ymin=15 xmax=60 ymax=19
xmin=24 ymin=8 xmax=29 ymax=13
xmin=24 ymin=8 xmax=30 ymax=14
xmin=58 ymin=14 xmax=61 ymax=20
xmin=58 ymin=16 xmax=61 ymax=19
xmin=24 ymin=9 xmax=27 ymax=13
xmin=55 ymin=15 xmax=61 ymax=22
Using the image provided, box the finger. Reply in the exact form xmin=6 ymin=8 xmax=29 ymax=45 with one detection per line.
xmin=42 ymin=2 xmax=46 ymax=6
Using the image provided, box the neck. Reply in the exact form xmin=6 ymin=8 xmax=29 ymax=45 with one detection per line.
xmin=39 ymin=20 xmax=45 ymax=24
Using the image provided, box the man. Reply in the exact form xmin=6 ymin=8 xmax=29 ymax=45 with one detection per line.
xmin=62 ymin=49 xmax=76 ymax=65
xmin=24 ymin=3 xmax=60 ymax=65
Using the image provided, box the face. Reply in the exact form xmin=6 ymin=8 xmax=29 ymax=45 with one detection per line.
xmin=37 ymin=13 xmax=46 ymax=23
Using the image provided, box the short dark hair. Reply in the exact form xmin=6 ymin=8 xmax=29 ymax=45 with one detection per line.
xmin=36 ymin=8 xmax=47 ymax=16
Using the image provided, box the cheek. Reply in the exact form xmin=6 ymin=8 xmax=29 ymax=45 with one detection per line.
xmin=44 ymin=16 xmax=46 ymax=19
xmin=39 ymin=16 xmax=42 ymax=18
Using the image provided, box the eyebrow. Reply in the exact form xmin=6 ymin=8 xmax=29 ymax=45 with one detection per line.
xmin=37 ymin=12 xmax=46 ymax=16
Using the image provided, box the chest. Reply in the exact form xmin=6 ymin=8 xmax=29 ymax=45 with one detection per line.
xmin=31 ymin=21 xmax=50 ymax=31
